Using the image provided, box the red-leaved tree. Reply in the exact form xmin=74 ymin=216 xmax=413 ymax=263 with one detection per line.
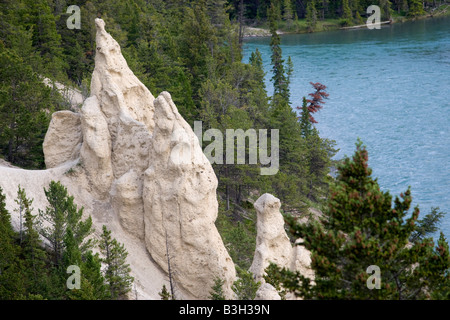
xmin=306 ymin=82 xmax=328 ymax=123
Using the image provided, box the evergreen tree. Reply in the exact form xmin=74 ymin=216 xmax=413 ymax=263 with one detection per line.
xmin=65 ymin=247 xmax=108 ymax=300
xmin=283 ymin=0 xmax=294 ymax=21
xmin=298 ymin=97 xmax=314 ymax=138
xmin=410 ymin=207 xmax=446 ymax=243
xmin=22 ymin=0 xmax=68 ymax=79
xmin=306 ymin=0 xmax=318 ymax=32
xmin=17 ymin=186 xmax=48 ymax=296
xmin=268 ymin=141 xmax=450 ymax=299
xmin=38 ymin=181 xmax=93 ymax=268
xmin=179 ymin=0 xmax=218 ymax=102
xmin=210 ymin=277 xmax=226 ymax=300
xmin=296 ymin=84 xmax=337 ymax=200
xmin=248 ymin=48 xmax=266 ymax=88
xmin=342 ymin=0 xmax=353 ymax=21
xmin=159 ymin=284 xmax=171 ymax=300
xmin=232 ymin=266 xmax=260 ymax=300
xmin=247 ymin=48 xmax=270 ymax=124
xmin=99 ymin=225 xmax=134 ymax=299
xmin=268 ymin=3 xmax=288 ymax=101
xmin=380 ymin=0 xmax=393 ymax=20
xmin=0 ymin=187 xmax=26 ymax=299
xmin=407 ymin=0 xmax=425 ymax=16
xmin=0 ymin=48 xmax=55 ymax=168
xmin=81 ymin=251 xmax=109 ymax=300
xmin=264 ymin=262 xmax=288 ymax=299
xmin=400 ymin=0 xmax=409 ymax=13
xmin=304 ymin=128 xmax=335 ymax=200
xmin=355 ymin=11 xmax=364 ymax=24
xmin=283 ymin=0 xmax=294 ymax=29
xmin=286 ymin=56 xmax=294 ymax=89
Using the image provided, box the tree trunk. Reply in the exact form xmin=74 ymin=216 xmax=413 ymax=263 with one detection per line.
xmin=165 ymin=231 xmax=175 ymax=299
xmin=226 ymin=184 xmax=230 ymax=211
xmin=7 ymin=138 xmax=13 ymax=163
xmin=238 ymin=0 xmax=244 ymax=47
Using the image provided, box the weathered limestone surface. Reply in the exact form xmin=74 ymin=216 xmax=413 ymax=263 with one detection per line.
xmin=143 ymin=92 xmax=235 ymax=299
xmin=249 ymin=193 xmax=293 ymax=283
xmin=43 ymin=110 xmax=82 ymax=168
xmin=254 ymin=283 xmax=282 ymax=300
xmin=249 ymin=193 xmax=314 ymax=299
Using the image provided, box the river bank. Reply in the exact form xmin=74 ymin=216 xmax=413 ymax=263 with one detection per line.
xmin=243 ymin=4 xmax=450 ymax=38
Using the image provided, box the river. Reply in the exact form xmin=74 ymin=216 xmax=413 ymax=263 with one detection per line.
xmin=242 ymin=16 xmax=450 ymax=239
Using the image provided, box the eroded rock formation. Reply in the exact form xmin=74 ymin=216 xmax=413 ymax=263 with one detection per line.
xmin=11 ymin=18 xmax=236 ymax=300
xmin=249 ymin=193 xmax=314 ymax=298
xmin=249 ymin=193 xmax=293 ymax=283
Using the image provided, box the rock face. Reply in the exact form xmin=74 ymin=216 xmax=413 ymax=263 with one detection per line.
xmin=249 ymin=193 xmax=314 ymax=298
xmin=143 ymin=92 xmax=235 ymax=299
xmin=254 ymin=283 xmax=281 ymax=300
xmin=291 ymin=239 xmax=315 ymax=281
xmin=43 ymin=110 xmax=82 ymax=168
xmin=16 ymin=18 xmax=236 ymax=299
xmin=249 ymin=193 xmax=293 ymax=283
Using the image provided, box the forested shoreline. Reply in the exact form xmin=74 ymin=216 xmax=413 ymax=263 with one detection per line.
xmin=233 ymin=0 xmax=450 ymax=34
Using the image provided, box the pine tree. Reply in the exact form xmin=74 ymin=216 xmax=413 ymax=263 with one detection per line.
xmin=283 ymin=0 xmax=294 ymax=29
xmin=286 ymin=56 xmax=294 ymax=90
xmin=410 ymin=207 xmax=446 ymax=243
xmin=209 ymin=277 xmax=226 ymax=300
xmin=62 ymin=225 xmax=108 ymax=300
xmin=99 ymin=225 xmax=134 ymax=299
xmin=17 ymin=186 xmax=48 ymax=296
xmin=305 ymin=82 xmax=329 ymax=124
xmin=247 ymin=48 xmax=270 ymax=123
xmin=249 ymin=48 xmax=266 ymax=88
xmin=267 ymin=140 xmax=450 ymax=299
xmin=304 ymin=128 xmax=335 ymax=200
xmin=306 ymin=0 xmax=318 ymax=32
xmin=179 ymin=0 xmax=217 ymax=100
xmin=296 ymin=83 xmax=337 ymax=200
xmin=400 ymin=0 xmax=409 ymax=13
xmin=381 ymin=0 xmax=393 ymax=20
xmin=232 ymin=266 xmax=260 ymax=300
xmin=283 ymin=0 xmax=293 ymax=21
xmin=342 ymin=0 xmax=353 ymax=21
xmin=38 ymin=181 xmax=93 ymax=268
xmin=22 ymin=0 xmax=68 ymax=79
xmin=0 ymin=187 xmax=26 ymax=299
xmin=298 ymin=97 xmax=314 ymax=138
xmin=0 ymin=48 xmax=55 ymax=168
xmin=159 ymin=284 xmax=171 ymax=300
xmin=81 ymin=251 xmax=109 ymax=300
xmin=268 ymin=3 xmax=288 ymax=101
xmin=407 ymin=0 xmax=425 ymax=16
xmin=62 ymin=227 xmax=82 ymax=269
xmin=355 ymin=11 xmax=364 ymax=25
